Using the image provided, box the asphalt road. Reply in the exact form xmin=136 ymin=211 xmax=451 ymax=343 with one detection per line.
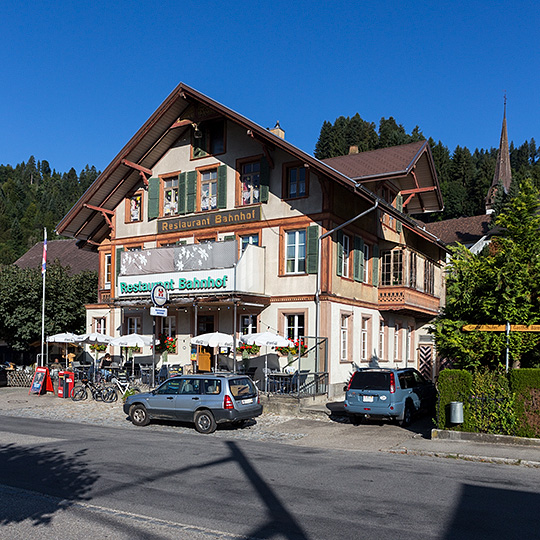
xmin=1 ymin=415 xmax=540 ymax=540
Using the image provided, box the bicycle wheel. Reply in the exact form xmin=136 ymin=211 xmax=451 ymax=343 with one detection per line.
xmin=71 ymin=386 xmax=88 ymax=401
xmin=102 ymin=387 xmax=118 ymax=403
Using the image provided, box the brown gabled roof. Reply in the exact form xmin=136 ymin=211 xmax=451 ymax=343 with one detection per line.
xmin=322 ymin=141 xmax=444 ymax=214
xmin=14 ymin=239 xmax=99 ymax=275
xmin=422 ymin=215 xmax=492 ymax=246
xmin=56 ymin=82 xmax=446 ymax=251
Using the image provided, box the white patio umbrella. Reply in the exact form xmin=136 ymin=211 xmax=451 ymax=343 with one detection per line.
xmin=110 ymin=334 xmax=153 ymax=377
xmin=240 ymin=332 xmax=293 ymax=391
xmin=46 ymin=332 xmax=80 ymax=367
xmin=77 ymin=332 xmax=113 ymax=381
xmin=191 ymin=332 xmax=234 ymax=371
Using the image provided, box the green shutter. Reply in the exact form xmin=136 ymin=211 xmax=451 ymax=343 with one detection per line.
xmin=147 ymin=177 xmax=160 ymax=220
xmin=260 ymin=156 xmax=270 ymax=203
xmin=372 ymin=245 xmax=380 ymax=287
xmin=336 ymin=230 xmax=343 ymax=277
xmin=306 ymin=225 xmax=319 ymax=274
xmin=396 ymin=194 xmax=403 ymax=232
xmin=354 ymin=236 xmax=364 ymax=282
xmin=217 ymin=164 xmax=227 ymax=209
xmin=178 ymin=172 xmax=186 ymax=215
xmin=115 ymin=247 xmax=123 ymax=284
xmin=186 ymin=170 xmax=197 ymax=213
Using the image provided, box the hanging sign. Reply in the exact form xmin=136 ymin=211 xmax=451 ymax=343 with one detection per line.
xmin=151 ymin=284 xmax=168 ymax=307
xmin=29 ymin=367 xmax=55 ymax=395
xmin=463 ymin=324 xmax=540 ymax=332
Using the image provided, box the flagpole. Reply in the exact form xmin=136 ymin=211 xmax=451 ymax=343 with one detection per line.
xmin=40 ymin=228 xmax=47 ymax=367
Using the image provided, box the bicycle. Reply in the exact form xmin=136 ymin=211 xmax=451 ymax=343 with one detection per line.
xmin=102 ymin=376 xmax=141 ymax=403
xmin=70 ymin=378 xmax=108 ymax=401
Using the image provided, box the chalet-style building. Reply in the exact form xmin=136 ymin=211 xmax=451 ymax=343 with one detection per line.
xmin=56 ymin=83 xmax=447 ymax=396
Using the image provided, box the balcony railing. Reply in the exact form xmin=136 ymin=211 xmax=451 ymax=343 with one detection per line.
xmin=378 ymin=286 xmax=440 ymax=316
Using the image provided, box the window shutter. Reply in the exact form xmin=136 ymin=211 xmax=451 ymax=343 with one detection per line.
xmin=178 ymin=172 xmax=186 ymax=215
xmin=260 ymin=156 xmax=270 ymax=203
xmin=372 ymin=245 xmax=380 ymax=287
xmin=186 ymin=171 xmax=197 ymax=213
xmin=147 ymin=177 xmax=160 ymax=220
xmin=115 ymin=247 xmax=123 ymax=284
xmin=217 ymin=165 xmax=227 ymax=209
xmin=396 ymin=194 xmax=403 ymax=232
xmin=336 ymin=230 xmax=343 ymax=276
xmin=353 ymin=236 xmax=364 ymax=282
xmin=306 ymin=225 xmax=319 ymax=274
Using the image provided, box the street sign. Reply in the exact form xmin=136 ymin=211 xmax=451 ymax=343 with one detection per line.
xmin=150 ymin=307 xmax=168 ymax=317
xmin=462 ymin=324 xmax=540 ymax=332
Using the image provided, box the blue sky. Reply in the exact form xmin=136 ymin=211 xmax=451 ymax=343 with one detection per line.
xmin=1 ymin=1 xmax=538 ymax=174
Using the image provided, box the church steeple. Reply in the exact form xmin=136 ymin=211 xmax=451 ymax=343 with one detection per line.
xmin=486 ymin=96 xmax=512 ymax=214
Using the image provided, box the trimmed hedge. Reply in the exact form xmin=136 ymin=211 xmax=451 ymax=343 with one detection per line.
xmin=509 ymin=369 xmax=540 ymax=438
xmin=436 ymin=369 xmax=472 ymax=431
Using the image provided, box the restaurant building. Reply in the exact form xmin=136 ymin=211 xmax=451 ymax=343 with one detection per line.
xmin=56 ymin=82 xmax=447 ymax=396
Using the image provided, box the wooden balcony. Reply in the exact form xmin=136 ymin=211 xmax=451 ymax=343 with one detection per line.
xmin=98 ymin=289 xmax=111 ymax=304
xmin=378 ymin=286 xmax=441 ymax=318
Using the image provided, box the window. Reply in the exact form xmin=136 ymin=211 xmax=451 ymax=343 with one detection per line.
xmin=192 ymin=119 xmax=225 ymax=158
xmin=424 ymin=260 xmax=435 ymax=295
xmin=241 ymin=234 xmax=259 ymax=253
xmin=380 ymin=186 xmax=395 ymax=228
xmin=240 ymin=315 xmax=256 ymax=335
xmin=361 ymin=317 xmax=370 ymax=362
xmin=362 ymin=243 xmax=369 ymax=283
xmin=163 ymin=176 xmax=179 ymax=216
xmin=127 ymin=316 xmax=141 ymax=334
xmin=381 ymin=249 xmax=403 ymax=286
xmin=200 ymin=168 xmax=218 ymax=211
xmin=104 ymin=254 xmax=112 ymax=289
xmin=394 ymin=324 xmax=401 ymax=362
xmin=379 ymin=319 xmax=386 ymax=361
xmin=409 ymin=252 xmax=417 ymax=289
xmin=241 ymin=161 xmax=260 ymax=205
xmin=128 ymin=193 xmax=142 ymax=222
xmin=285 ymin=165 xmax=307 ymax=199
xmin=285 ymin=314 xmax=304 ymax=341
xmin=339 ymin=315 xmax=348 ymax=362
xmin=162 ymin=316 xmax=176 ymax=338
xmin=285 ymin=230 xmax=306 ymax=274
xmin=94 ymin=317 xmax=107 ymax=335
xmin=341 ymin=234 xmax=350 ymax=278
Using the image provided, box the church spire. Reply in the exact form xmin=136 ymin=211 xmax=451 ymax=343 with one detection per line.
xmin=486 ymin=95 xmax=512 ymax=214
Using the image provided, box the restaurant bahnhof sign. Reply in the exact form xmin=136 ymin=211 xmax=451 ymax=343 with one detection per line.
xmin=118 ymin=268 xmax=232 ymax=297
xmin=158 ymin=207 xmax=260 ymax=234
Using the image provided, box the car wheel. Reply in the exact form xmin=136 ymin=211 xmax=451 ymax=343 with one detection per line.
xmin=194 ymin=410 xmax=217 ymax=434
xmin=400 ymin=402 xmax=414 ymax=427
xmin=130 ymin=404 xmax=150 ymax=427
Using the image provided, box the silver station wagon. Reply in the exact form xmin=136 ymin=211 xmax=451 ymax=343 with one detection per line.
xmin=124 ymin=373 xmax=263 ymax=434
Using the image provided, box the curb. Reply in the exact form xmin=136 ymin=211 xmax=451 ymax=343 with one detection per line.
xmin=386 ymin=447 xmax=540 ymax=468
xmin=432 ymin=429 xmax=540 ymax=447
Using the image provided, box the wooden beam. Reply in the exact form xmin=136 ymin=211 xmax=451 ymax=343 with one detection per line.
xmin=121 ymin=159 xmax=152 ymax=187
xmin=400 ymin=186 xmax=437 ymax=195
xmin=247 ymin=129 xmax=275 ymax=168
xmin=402 ymin=193 xmax=415 ymax=208
xmin=170 ymin=119 xmax=194 ymax=129
xmin=83 ymin=204 xmax=115 ymax=230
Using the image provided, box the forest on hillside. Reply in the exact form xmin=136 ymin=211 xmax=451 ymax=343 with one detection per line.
xmin=1 ymin=114 xmax=539 ymax=266
xmin=315 ymin=114 xmax=540 ymax=221
xmin=0 ymin=157 xmax=100 ymax=264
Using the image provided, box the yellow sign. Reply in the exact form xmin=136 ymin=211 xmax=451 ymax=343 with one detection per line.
xmin=462 ymin=324 xmax=540 ymax=332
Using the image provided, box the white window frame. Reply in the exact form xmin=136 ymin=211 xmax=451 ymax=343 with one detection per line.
xmin=363 ymin=244 xmax=369 ymax=283
xmin=379 ymin=319 xmax=385 ymax=361
xmin=127 ymin=316 xmax=142 ymax=335
xmin=285 ymin=229 xmax=306 ymax=274
xmin=341 ymin=234 xmax=350 ymax=278
xmin=104 ymin=253 xmax=112 ymax=289
xmin=285 ymin=314 xmax=305 ymax=342
xmin=163 ymin=176 xmax=179 ymax=216
xmin=94 ymin=317 xmax=107 ymax=335
xmin=340 ymin=315 xmax=349 ymax=362
xmin=241 ymin=234 xmax=259 ymax=253
xmin=200 ymin=169 xmax=218 ymax=211
xmin=241 ymin=161 xmax=260 ymax=205
xmin=361 ymin=317 xmax=369 ymax=362
xmin=240 ymin=315 xmax=257 ymax=335
xmin=394 ymin=323 xmax=401 ymax=362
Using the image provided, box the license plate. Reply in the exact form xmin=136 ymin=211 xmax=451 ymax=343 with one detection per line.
xmin=363 ymin=395 xmax=374 ymax=402
xmin=242 ymin=398 xmax=254 ymax=404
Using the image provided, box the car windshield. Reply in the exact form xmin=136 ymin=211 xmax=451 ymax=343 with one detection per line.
xmin=229 ymin=377 xmax=257 ymax=400
xmin=350 ymin=371 xmax=390 ymax=391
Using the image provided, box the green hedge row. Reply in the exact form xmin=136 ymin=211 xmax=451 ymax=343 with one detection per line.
xmin=437 ymin=368 xmax=540 ymax=438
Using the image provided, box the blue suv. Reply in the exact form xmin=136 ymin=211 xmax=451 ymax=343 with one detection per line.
xmin=344 ymin=368 xmax=436 ymax=427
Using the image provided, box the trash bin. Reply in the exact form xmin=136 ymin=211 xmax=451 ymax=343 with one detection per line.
xmin=449 ymin=401 xmax=464 ymax=424
xmin=58 ymin=371 xmax=75 ymax=398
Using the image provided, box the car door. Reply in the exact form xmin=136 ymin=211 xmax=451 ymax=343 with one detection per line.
xmin=173 ymin=377 xmax=202 ymax=421
xmin=148 ymin=378 xmax=181 ymax=419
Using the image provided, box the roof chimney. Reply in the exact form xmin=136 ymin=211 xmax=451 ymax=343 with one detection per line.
xmin=349 ymin=145 xmax=359 ymax=154
xmin=269 ymin=121 xmax=285 ymax=139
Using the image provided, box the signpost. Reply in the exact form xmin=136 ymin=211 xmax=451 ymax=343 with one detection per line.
xmin=462 ymin=323 xmax=540 ymax=372
xmin=150 ymin=284 xmax=169 ymax=387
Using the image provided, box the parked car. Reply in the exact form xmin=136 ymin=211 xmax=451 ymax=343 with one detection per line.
xmin=123 ymin=373 xmax=263 ymax=434
xmin=343 ymin=368 xmax=436 ymax=427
